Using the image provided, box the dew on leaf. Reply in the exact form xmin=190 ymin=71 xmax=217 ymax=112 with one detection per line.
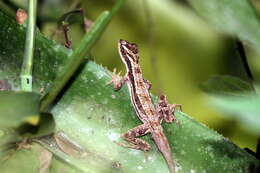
xmin=0 ymin=130 xmax=4 ymax=137
xmin=137 ymin=165 xmax=143 ymax=170
xmin=107 ymin=131 xmax=120 ymax=141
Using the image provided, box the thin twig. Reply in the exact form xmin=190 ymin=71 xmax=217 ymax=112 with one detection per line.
xmin=39 ymin=0 xmax=126 ymax=112
xmin=20 ymin=0 xmax=37 ymax=91
xmin=236 ymin=40 xmax=255 ymax=92
xmin=62 ymin=23 xmax=72 ymax=49
xmin=236 ymin=40 xmax=260 ymax=159
xmin=256 ymin=138 xmax=260 ymax=160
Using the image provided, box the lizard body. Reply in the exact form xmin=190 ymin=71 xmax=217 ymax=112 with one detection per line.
xmin=110 ymin=39 xmax=181 ymax=173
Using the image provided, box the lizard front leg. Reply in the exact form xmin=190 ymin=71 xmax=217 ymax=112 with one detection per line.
xmin=156 ymin=95 xmax=181 ymax=123
xmin=119 ymin=124 xmax=151 ymax=151
xmin=107 ymin=69 xmax=128 ymax=90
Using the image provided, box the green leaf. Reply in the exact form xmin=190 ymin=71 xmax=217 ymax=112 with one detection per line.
xmin=0 ymin=91 xmax=40 ymax=128
xmin=201 ymin=75 xmax=253 ymax=96
xmin=0 ymin=91 xmax=40 ymax=159
xmin=0 ymin=143 xmax=47 ymax=173
xmin=50 ymin=61 xmax=259 ymax=172
xmin=0 ymin=127 xmax=20 ymax=150
xmin=34 ymin=132 xmax=120 ymax=173
xmin=187 ymin=0 xmax=260 ymax=49
xmin=57 ymin=9 xmax=85 ymax=27
xmin=0 ymin=7 xmax=259 ymax=173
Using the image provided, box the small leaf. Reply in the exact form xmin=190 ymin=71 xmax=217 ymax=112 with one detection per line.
xmin=57 ymin=9 xmax=85 ymax=27
xmin=188 ymin=0 xmax=260 ymax=49
xmin=0 ymin=91 xmax=40 ymax=128
xmin=201 ymin=75 xmax=253 ymax=96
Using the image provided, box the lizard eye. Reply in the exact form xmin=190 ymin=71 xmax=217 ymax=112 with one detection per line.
xmin=119 ymin=39 xmax=140 ymax=62
xmin=129 ymin=43 xmax=138 ymax=54
xmin=119 ymin=39 xmax=138 ymax=54
xmin=119 ymin=39 xmax=128 ymax=45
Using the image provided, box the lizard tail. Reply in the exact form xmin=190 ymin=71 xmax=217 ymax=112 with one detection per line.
xmin=151 ymin=131 xmax=176 ymax=173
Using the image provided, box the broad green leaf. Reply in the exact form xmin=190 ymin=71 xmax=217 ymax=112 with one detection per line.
xmin=187 ymin=0 xmax=260 ymax=49
xmin=50 ymin=61 xmax=259 ymax=172
xmin=0 ymin=91 xmax=40 ymax=128
xmin=0 ymin=7 xmax=259 ymax=173
xmin=201 ymin=75 xmax=253 ymax=96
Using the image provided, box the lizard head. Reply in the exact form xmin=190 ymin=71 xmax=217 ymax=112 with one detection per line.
xmin=118 ymin=39 xmax=140 ymax=64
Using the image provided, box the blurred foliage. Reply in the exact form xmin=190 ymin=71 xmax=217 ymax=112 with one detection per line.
xmin=188 ymin=0 xmax=260 ymax=50
xmin=211 ymin=94 xmax=260 ymax=135
xmin=1 ymin=6 xmax=259 ymax=172
xmin=35 ymin=0 xmax=260 ymax=150
xmin=1 ymin=0 xmax=260 ymax=172
xmin=201 ymin=75 xmax=260 ymax=134
xmin=0 ymin=91 xmax=40 ymax=128
xmin=200 ymin=75 xmax=253 ymax=96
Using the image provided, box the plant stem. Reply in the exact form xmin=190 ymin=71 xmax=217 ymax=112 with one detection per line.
xmin=20 ymin=0 xmax=37 ymax=91
xmin=236 ymin=40 xmax=260 ymax=159
xmin=236 ymin=40 xmax=255 ymax=92
xmin=39 ymin=0 xmax=125 ymax=112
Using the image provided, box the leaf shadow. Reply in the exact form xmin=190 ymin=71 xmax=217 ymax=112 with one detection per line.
xmin=203 ymin=139 xmax=260 ymax=173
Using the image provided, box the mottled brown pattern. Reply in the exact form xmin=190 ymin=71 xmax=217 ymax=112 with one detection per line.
xmin=134 ymin=67 xmax=141 ymax=73
xmin=136 ymin=81 xmax=144 ymax=88
xmin=112 ymin=39 xmax=179 ymax=173
xmin=142 ymin=95 xmax=151 ymax=103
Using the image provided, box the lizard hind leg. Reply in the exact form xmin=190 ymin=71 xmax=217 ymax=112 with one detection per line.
xmin=118 ymin=124 xmax=151 ymax=152
xmin=157 ymin=95 xmax=181 ymax=123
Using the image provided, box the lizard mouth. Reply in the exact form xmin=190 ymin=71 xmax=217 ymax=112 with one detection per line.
xmin=118 ymin=39 xmax=138 ymax=54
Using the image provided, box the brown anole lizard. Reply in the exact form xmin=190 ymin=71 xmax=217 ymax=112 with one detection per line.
xmin=109 ymin=39 xmax=181 ymax=173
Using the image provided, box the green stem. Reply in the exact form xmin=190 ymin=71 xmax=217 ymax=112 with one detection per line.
xmin=40 ymin=0 xmax=125 ymax=112
xmin=20 ymin=0 xmax=37 ymax=91
xmin=110 ymin=0 xmax=125 ymax=16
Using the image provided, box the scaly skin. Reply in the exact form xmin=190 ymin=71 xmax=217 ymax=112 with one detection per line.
xmin=109 ymin=39 xmax=181 ymax=173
